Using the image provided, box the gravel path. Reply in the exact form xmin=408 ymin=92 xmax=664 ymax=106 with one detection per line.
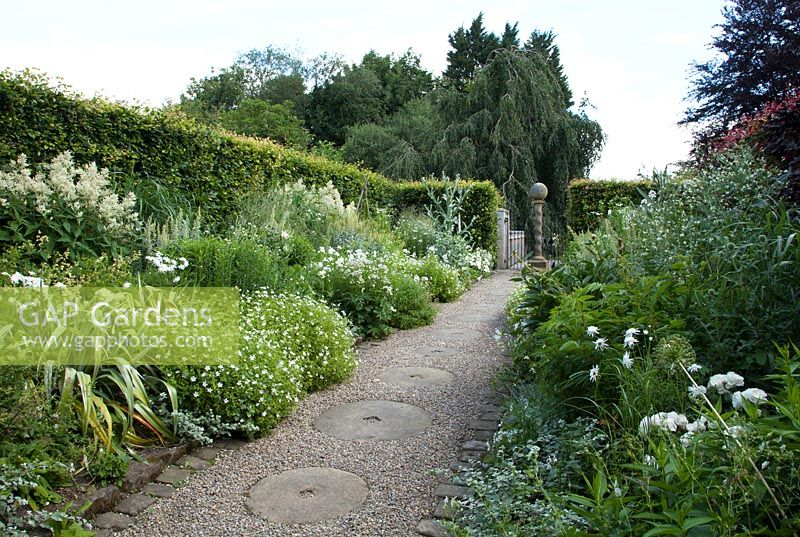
xmin=120 ymin=270 xmax=518 ymax=537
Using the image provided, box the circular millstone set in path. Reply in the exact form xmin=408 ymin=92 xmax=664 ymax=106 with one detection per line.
xmin=247 ymin=467 xmax=368 ymax=524
xmin=378 ymin=366 xmax=454 ymax=388
xmin=313 ymin=400 xmax=432 ymax=441
xmin=414 ymin=346 xmax=458 ymax=358
xmin=431 ymin=327 xmax=484 ymax=341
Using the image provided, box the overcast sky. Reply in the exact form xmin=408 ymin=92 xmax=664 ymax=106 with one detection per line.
xmin=2 ymin=0 xmax=727 ymax=179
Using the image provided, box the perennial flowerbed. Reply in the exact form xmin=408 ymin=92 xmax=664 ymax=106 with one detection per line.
xmin=448 ymin=147 xmax=800 ymax=536
xmin=0 ymin=151 xmax=494 ymax=535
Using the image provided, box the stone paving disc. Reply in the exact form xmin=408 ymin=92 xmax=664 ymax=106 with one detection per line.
xmin=453 ymin=313 xmax=500 ymax=323
xmin=414 ymin=346 xmax=458 ymax=357
xmin=431 ymin=327 xmax=484 ymax=340
xmin=247 ymin=467 xmax=367 ymax=524
xmin=378 ymin=366 xmax=454 ymax=387
xmin=314 ymin=400 xmax=432 ymax=441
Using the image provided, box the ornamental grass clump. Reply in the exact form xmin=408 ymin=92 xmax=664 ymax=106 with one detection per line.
xmin=0 ymin=152 xmax=140 ymax=259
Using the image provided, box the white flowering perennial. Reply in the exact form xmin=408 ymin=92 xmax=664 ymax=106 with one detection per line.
xmin=2 ymin=271 xmax=45 ymax=288
xmin=707 ymin=371 xmax=745 ymax=394
xmin=145 ymin=252 xmax=190 ymax=273
xmin=0 ymin=152 xmax=139 ymax=234
xmin=639 ymin=411 xmax=712 ymax=447
xmin=314 ymin=247 xmax=395 ymax=296
xmin=731 ymin=388 xmax=768 ymax=409
xmin=639 ymin=411 xmax=691 ymax=434
xmin=160 ymin=291 xmax=355 ymax=436
xmin=465 ymin=248 xmax=494 ymax=277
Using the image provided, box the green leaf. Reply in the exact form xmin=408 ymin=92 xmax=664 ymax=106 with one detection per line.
xmin=683 ymin=516 xmax=714 ymax=530
xmin=643 ymin=526 xmax=682 ymax=537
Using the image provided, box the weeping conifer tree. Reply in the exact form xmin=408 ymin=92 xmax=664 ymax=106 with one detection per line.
xmin=433 ymin=39 xmax=604 ymax=249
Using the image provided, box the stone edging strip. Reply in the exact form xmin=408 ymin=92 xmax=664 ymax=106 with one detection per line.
xmin=89 ymin=439 xmax=246 ymax=535
xmin=415 ymin=389 xmax=507 ymax=537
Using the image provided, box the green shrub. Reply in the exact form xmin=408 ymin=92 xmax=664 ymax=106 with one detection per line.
xmin=390 ymin=179 xmax=500 ymax=257
xmin=310 ymin=248 xmax=396 ymax=339
xmin=388 ymin=274 xmax=436 ymax=329
xmin=144 ymin=237 xmax=305 ymax=293
xmin=566 ymin=178 xmax=652 ymax=233
xmin=251 ymin=293 xmax=356 ymax=393
xmin=396 ymin=213 xmax=493 ymax=284
xmin=416 ymin=254 xmax=464 ymax=302
xmin=0 ymin=244 xmax=134 ymax=288
xmin=395 ymin=212 xmax=440 ymax=256
xmin=605 ymin=148 xmax=799 ymax=375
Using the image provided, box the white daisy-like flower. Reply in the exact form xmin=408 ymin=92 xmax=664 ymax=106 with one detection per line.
xmin=586 ymin=326 xmax=600 ymax=337
xmin=594 ymin=338 xmax=609 ymax=351
xmin=623 ymin=334 xmax=638 ymax=348
xmin=624 ymin=327 xmax=640 ymax=337
xmin=621 ymin=351 xmax=633 ymax=369
xmin=589 ymin=364 xmax=600 ymax=383
xmin=687 ymin=363 xmax=702 ymax=373
xmin=688 ymin=385 xmax=707 ymax=399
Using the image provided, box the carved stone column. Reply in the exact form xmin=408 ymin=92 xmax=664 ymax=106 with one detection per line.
xmin=529 ymin=182 xmax=548 ymax=270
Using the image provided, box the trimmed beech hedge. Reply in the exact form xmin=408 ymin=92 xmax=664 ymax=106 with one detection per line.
xmin=566 ymin=179 xmax=654 ymax=233
xmin=0 ymin=71 xmax=499 ymax=255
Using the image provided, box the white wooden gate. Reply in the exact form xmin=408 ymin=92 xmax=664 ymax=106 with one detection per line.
xmin=497 ymin=209 xmax=525 ymax=269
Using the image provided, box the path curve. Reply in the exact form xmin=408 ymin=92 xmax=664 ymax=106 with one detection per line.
xmin=119 ymin=270 xmax=517 ymax=537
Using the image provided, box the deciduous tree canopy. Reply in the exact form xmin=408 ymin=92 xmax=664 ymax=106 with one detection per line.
xmin=683 ymin=0 xmax=800 ymax=135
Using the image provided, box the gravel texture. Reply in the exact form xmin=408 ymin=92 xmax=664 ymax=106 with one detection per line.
xmin=119 ymin=270 xmax=517 ymax=537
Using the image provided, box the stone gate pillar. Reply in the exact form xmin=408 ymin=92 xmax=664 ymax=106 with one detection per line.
xmin=529 ymin=183 xmax=548 ymax=270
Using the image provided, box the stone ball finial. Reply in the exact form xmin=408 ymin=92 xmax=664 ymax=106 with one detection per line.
xmin=529 ymin=182 xmax=548 ymax=201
